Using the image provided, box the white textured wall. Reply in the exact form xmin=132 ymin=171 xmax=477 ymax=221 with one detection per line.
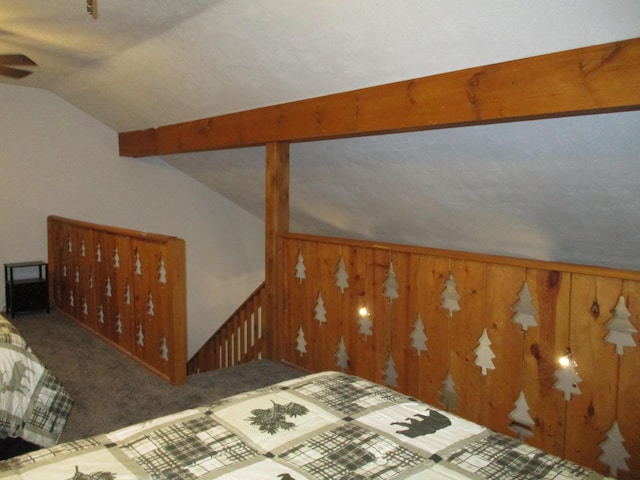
xmin=0 ymin=84 xmax=265 ymax=357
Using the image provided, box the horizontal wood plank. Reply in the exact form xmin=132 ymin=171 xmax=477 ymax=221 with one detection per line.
xmin=119 ymin=38 xmax=640 ymax=157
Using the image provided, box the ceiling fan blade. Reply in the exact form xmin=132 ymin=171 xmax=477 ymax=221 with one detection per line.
xmin=0 ymin=54 xmax=36 ymax=66
xmin=0 ymin=65 xmax=33 ymax=79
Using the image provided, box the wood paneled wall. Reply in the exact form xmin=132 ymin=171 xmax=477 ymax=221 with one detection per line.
xmin=276 ymin=233 xmax=639 ymax=478
xmin=47 ymin=216 xmax=187 ymax=385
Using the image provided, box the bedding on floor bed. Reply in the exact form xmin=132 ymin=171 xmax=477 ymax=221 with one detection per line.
xmin=0 ymin=371 xmax=608 ymax=479
xmin=0 ymin=314 xmax=73 ymax=449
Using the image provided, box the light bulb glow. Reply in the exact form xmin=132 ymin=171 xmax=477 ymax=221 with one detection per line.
xmin=558 ymin=347 xmax=575 ymax=368
xmin=559 ymin=355 xmax=571 ymax=368
xmin=358 ymin=306 xmax=369 ymax=317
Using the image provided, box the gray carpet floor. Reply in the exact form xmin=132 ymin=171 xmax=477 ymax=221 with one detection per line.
xmin=10 ymin=311 xmax=306 ymax=443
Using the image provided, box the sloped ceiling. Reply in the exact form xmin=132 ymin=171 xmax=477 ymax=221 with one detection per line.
xmin=2 ymin=1 xmax=640 ymax=270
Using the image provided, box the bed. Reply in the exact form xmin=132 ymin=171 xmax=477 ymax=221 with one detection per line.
xmin=0 ymin=371 xmax=608 ymax=479
xmin=0 ymin=314 xmax=73 ymax=449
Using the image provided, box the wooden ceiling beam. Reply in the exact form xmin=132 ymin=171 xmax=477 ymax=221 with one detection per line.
xmin=119 ymin=37 xmax=640 ymax=157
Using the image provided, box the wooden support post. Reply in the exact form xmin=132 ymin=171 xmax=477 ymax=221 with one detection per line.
xmin=265 ymin=142 xmax=290 ymax=360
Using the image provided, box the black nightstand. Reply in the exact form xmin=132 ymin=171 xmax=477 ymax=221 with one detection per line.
xmin=4 ymin=261 xmax=50 ymax=318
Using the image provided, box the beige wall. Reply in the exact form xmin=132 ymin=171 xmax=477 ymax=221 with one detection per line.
xmin=0 ymin=84 xmax=265 ymax=356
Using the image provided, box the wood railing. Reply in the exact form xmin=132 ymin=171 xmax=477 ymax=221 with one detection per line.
xmin=48 ymin=216 xmax=187 ymax=385
xmin=187 ymin=231 xmax=640 ymax=475
xmin=274 ymin=233 xmax=640 ymax=478
xmin=187 ymin=282 xmax=265 ymax=375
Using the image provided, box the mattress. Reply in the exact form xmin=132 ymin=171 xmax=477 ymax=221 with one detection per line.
xmin=0 ymin=371 xmax=609 ymax=479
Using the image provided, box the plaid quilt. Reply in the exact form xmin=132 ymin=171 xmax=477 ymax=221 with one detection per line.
xmin=0 ymin=371 xmax=608 ymax=479
xmin=0 ymin=315 xmax=73 ymax=448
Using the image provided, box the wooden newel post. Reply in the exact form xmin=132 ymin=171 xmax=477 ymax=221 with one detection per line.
xmin=265 ymin=142 xmax=290 ymax=360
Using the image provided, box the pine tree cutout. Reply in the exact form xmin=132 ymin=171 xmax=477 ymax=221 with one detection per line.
xmin=69 ymin=291 xmax=74 ymax=307
xmin=160 ymin=335 xmax=169 ymax=361
xmin=136 ymin=323 xmax=144 ymax=347
xmin=383 ymin=263 xmax=399 ymax=301
xmin=74 ymin=266 xmax=80 ymax=284
xmin=358 ymin=307 xmax=373 ymax=337
xmin=599 ymin=421 xmax=630 ymax=477
xmin=335 ymin=337 xmax=349 ymax=372
xmin=98 ymin=305 xmax=105 ymax=324
xmin=441 ymin=273 xmax=461 ymax=317
xmin=439 ymin=372 xmax=457 ymax=411
xmin=88 ymin=271 xmax=94 ymax=289
xmin=113 ymin=247 xmax=120 ymax=269
xmin=295 ymin=326 xmax=307 ymax=355
xmin=82 ymin=298 xmax=88 ymax=316
xmin=147 ymin=292 xmax=155 ymax=317
xmin=124 ymin=283 xmax=131 ymax=305
xmin=335 ymin=256 xmax=349 ymax=293
xmin=96 ymin=243 xmax=102 ymax=263
xmin=474 ymin=328 xmax=496 ymax=375
xmin=553 ymin=353 xmax=582 ymax=401
xmin=512 ymin=282 xmax=538 ymax=331
xmin=509 ymin=391 xmax=535 ymax=442
xmin=383 ymin=354 xmax=398 ymax=387
xmin=158 ymin=257 xmax=167 ymax=284
xmin=295 ymin=251 xmax=306 ymax=283
xmin=410 ymin=314 xmax=428 ymax=355
xmin=605 ymin=296 xmax=637 ymax=355
xmin=134 ymin=251 xmax=142 ymax=275
xmin=115 ymin=313 xmax=122 ymax=336
xmin=67 ymin=236 xmax=72 ymax=253
xmin=314 ymin=292 xmax=327 ymax=324
xmin=105 ymin=277 xmax=112 ymax=297
xmin=80 ymin=239 xmax=86 ymax=257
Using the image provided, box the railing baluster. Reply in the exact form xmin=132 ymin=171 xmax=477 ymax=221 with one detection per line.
xmin=186 ymin=282 xmax=265 ymax=375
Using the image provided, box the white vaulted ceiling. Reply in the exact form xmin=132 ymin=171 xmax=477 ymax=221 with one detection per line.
xmin=2 ymin=1 xmax=640 ymax=270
